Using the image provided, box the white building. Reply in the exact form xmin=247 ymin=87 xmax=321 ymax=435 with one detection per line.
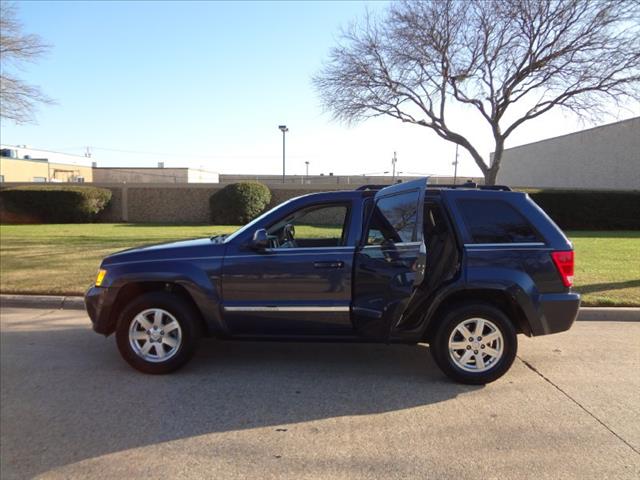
xmin=495 ymin=117 xmax=640 ymax=190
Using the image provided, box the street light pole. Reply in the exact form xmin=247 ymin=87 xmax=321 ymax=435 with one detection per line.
xmin=453 ymin=144 xmax=459 ymax=185
xmin=391 ymin=151 xmax=397 ymax=183
xmin=305 ymin=161 xmax=309 ymax=180
xmin=278 ymin=125 xmax=288 ymax=183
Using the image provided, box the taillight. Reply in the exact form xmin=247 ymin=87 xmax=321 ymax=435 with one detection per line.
xmin=551 ymin=251 xmax=574 ymax=287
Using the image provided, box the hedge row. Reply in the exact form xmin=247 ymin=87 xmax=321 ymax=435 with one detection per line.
xmin=0 ymin=185 xmax=112 ymax=223
xmin=206 ymin=184 xmax=640 ymax=230
xmin=0 ymin=183 xmax=637 ymax=230
xmin=209 ymin=182 xmax=271 ymax=224
xmin=526 ymin=190 xmax=640 ymax=230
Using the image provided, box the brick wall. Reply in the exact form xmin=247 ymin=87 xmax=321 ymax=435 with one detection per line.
xmin=88 ymin=183 xmax=351 ymax=223
xmin=1 ymin=182 xmax=395 ymax=224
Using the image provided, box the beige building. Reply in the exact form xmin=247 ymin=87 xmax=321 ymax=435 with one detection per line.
xmin=496 ymin=117 xmax=640 ymax=190
xmin=0 ymin=157 xmax=93 ymax=183
xmin=1 ymin=145 xmax=94 ymax=183
xmin=1 ymin=145 xmax=219 ymax=184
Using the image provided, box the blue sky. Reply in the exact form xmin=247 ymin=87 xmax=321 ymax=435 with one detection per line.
xmin=2 ymin=0 xmax=637 ymax=177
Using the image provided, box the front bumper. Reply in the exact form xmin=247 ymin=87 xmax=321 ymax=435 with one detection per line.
xmin=533 ymin=292 xmax=581 ymax=336
xmin=85 ymin=286 xmax=119 ymax=335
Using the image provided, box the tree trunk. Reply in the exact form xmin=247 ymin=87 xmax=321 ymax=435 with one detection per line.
xmin=485 ymin=167 xmax=499 ymax=185
xmin=485 ymin=139 xmax=504 ymax=186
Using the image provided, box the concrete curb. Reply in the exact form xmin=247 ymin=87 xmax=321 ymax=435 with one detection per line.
xmin=1 ymin=294 xmax=639 ymax=321
xmin=0 ymin=294 xmax=86 ymax=311
xmin=575 ymin=307 xmax=640 ymax=322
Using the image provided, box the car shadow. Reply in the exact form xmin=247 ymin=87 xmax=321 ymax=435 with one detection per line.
xmin=575 ymin=278 xmax=640 ymax=295
xmin=112 ymin=223 xmax=211 ymax=228
xmin=0 ymin=322 xmax=481 ymax=478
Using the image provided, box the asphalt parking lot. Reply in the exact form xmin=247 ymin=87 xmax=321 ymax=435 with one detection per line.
xmin=1 ymin=307 xmax=638 ymax=479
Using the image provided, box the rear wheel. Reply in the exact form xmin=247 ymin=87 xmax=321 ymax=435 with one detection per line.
xmin=431 ymin=303 xmax=517 ymax=384
xmin=116 ymin=292 xmax=201 ymax=374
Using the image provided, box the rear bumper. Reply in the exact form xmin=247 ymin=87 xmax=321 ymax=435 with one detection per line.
xmin=532 ymin=292 xmax=581 ymax=336
xmin=85 ymin=286 xmax=119 ymax=335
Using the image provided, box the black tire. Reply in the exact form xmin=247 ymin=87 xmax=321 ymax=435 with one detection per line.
xmin=430 ymin=302 xmax=517 ymax=385
xmin=115 ymin=291 xmax=201 ymax=374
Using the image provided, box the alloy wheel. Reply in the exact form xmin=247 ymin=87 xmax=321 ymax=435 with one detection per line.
xmin=448 ymin=317 xmax=504 ymax=373
xmin=128 ymin=308 xmax=182 ymax=363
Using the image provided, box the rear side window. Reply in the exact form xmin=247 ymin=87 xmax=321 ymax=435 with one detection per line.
xmin=457 ymin=199 xmax=541 ymax=244
xmin=366 ymin=191 xmax=419 ymax=244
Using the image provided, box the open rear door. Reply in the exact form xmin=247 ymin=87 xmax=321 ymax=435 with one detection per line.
xmin=352 ymin=178 xmax=428 ymax=339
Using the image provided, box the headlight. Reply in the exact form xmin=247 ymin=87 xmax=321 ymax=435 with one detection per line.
xmin=95 ymin=269 xmax=107 ymax=287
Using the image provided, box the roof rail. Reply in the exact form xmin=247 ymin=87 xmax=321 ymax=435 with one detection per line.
xmin=356 ymin=183 xmax=512 ymax=192
xmin=355 ymin=184 xmax=390 ymax=191
xmin=427 ymin=183 xmax=512 ymax=191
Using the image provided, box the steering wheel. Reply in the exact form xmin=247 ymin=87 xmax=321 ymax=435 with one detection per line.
xmin=282 ymin=223 xmax=298 ymax=248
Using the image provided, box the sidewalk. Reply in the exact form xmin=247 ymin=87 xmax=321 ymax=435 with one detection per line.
xmin=1 ymin=294 xmax=638 ymax=321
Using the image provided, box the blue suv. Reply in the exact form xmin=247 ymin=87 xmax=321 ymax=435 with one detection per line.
xmin=85 ymin=179 xmax=580 ymax=384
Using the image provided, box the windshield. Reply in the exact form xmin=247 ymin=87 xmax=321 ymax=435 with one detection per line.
xmin=223 ymin=197 xmax=297 ymax=243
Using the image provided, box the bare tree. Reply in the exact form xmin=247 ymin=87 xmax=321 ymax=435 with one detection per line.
xmin=1 ymin=2 xmax=52 ymax=124
xmin=314 ymin=0 xmax=640 ymax=184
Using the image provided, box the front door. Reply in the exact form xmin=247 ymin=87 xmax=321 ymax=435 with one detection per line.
xmin=222 ymin=201 xmax=355 ymax=336
xmin=352 ymin=179 xmax=427 ymax=339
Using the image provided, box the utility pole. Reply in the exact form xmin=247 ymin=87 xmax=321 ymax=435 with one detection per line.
xmin=391 ymin=151 xmax=397 ymax=183
xmin=278 ymin=125 xmax=288 ymax=183
xmin=453 ymin=144 xmax=459 ymax=185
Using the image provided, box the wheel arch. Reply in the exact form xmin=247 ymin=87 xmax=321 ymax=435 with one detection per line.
xmin=421 ymin=287 xmax=532 ymax=343
xmin=108 ymin=281 xmax=219 ymax=337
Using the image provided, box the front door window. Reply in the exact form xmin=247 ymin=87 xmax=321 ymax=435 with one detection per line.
xmin=267 ymin=203 xmax=349 ymax=248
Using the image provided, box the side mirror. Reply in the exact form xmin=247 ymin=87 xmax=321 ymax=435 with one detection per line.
xmin=251 ymin=229 xmax=269 ymax=250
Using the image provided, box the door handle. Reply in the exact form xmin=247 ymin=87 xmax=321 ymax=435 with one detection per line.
xmin=313 ymin=261 xmax=344 ymax=269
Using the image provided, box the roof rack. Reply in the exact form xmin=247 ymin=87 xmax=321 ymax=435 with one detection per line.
xmin=355 ymin=184 xmax=392 ymax=191
xmin=356 ymin=183 xmax=512 ymax=192
xmin=427 ymin=183 xmax=512 ymax=191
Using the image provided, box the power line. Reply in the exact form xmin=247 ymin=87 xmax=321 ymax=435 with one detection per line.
xmin=90 ymin=146 xmax=315 ymax=160
xmin=7 ymin=144 xmax=313 ymax=160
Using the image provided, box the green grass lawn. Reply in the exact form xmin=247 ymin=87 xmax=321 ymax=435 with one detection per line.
xmin=1 ymin=224 xmax=638 ymax=306
xmin=569 ymin=231 xmax=640 ymax=306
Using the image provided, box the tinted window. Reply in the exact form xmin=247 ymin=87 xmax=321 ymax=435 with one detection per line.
xmin=457 ymin=199 xmax=540 ymax=243
xmin=366 ymin=191 xmax=419 ymax=244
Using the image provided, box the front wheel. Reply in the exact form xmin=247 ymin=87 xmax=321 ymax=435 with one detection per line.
xmin=431 ymin=303 xmax=517 ymax=384
xmin=116 ymin=292 xmax=201 ymax=374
